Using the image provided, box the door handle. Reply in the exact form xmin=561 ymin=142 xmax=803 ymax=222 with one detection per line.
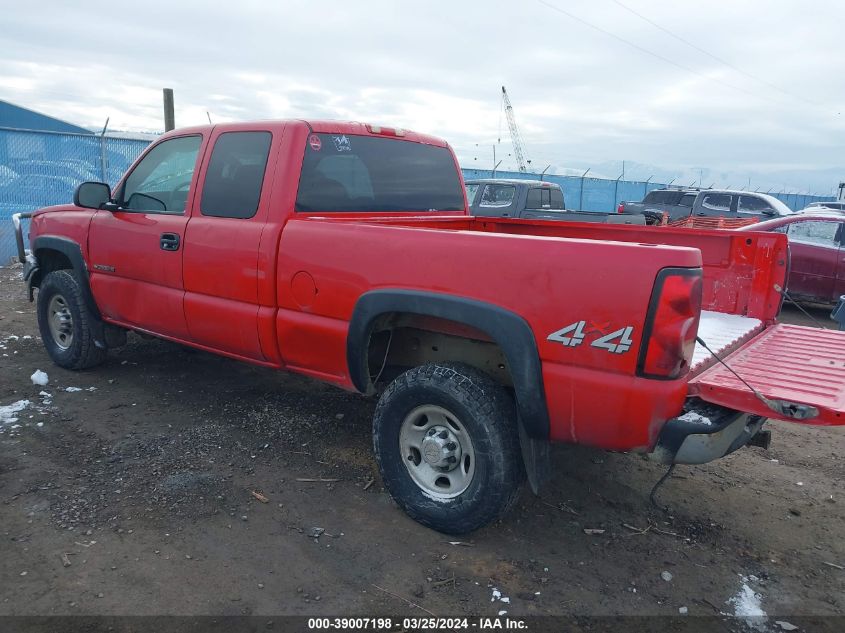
xmin=160 ymin=233 xmax=180 ymax=251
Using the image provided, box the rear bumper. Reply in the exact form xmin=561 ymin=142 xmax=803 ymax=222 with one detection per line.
xmin=649 ymin=400 xmax=766 ymax=465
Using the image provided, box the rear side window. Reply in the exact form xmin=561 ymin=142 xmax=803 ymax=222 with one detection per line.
xmin=787 ymin=220 xmax=840 ymax=248
xmin=295 ymin=134 xmax=464 ymax=212
xmin=738 ymin=195 xmax=773 ymax=214
xmin=550 ymin=188 xmax=564 ymax=209
xmin=701 ymin=193 xmax=732 ymax=212
xmin=526 ymin=187 xmax=542 ymax=209
xmin=201 ymin=132 xmax=272 ymax=219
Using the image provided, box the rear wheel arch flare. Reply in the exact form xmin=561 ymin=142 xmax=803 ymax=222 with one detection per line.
xmin=347 ymin=289 xmax=549 ymax=439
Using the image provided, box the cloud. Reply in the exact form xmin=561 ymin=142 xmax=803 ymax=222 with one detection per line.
xmin=1 ymin=0 xmax=843 ymax=193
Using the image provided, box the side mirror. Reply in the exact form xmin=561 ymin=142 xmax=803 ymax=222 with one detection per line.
xmin=74 ymin=182 xmax=111 ymax=209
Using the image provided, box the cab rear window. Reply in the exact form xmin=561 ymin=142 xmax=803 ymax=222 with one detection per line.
xmin=295 ymin=133 xmax=464 ymax=213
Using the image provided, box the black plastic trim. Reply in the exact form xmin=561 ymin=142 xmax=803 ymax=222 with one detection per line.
xmin=31 ymin=236 xmax=103 ymax=324
xmin=347 ymin=289 xmax=550 ymax=439
xmin=636 ymin=266 xmax=703 ymax=380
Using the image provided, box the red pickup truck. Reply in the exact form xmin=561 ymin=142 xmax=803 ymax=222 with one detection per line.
xmin=13 ymin=120 xmax=845 ymax=533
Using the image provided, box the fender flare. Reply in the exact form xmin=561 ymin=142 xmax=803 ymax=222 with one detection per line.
xmin=31 ymin=235 xmax=106 ymax=347
xmin=347 ymin=289 xmax=550 ymax=441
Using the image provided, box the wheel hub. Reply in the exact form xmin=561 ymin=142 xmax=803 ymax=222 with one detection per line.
xmin=47 ymin=294 xmax=73 ymax=350
xmin=420 ymin=425 xmax=463 ymax=470
xmin=398 ymin=405 xmax=476 ymax=499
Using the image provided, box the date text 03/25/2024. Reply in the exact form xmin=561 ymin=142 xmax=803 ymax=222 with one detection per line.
xmin=307 ymin=617 xmax=527 ymax=630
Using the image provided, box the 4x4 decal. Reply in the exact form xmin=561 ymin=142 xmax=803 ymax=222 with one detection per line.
xmin=547 ymin=322 xmax=635 ymax=354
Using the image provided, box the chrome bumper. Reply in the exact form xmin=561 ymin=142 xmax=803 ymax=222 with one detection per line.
xmin=649 ymin=400 xmax=767 ymax=465
xmin=12 ymin=212 xmax=33 ymax=264
xmin=12 ymin=212 xmax=38 ymax=300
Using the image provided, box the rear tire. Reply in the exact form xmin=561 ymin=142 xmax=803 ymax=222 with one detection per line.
xmin=373 ymin=362 xmax=524 ymax=534
xmin=37 ymin=270 xmax=106 ymax=370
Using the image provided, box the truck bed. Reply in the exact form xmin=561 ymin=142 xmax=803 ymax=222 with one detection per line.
xmin=355 ymin=215 xmax=787 ymax=323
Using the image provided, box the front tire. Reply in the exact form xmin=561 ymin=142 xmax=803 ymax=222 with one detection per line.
xmin=373 ymin=363 xmax=524 ymax=534
xmin=37 ymin=270 xmax=106 ymax=370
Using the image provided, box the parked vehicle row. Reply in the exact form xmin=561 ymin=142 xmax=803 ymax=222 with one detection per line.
xmin=12 ymin=119 xmax=845 ymax=534
xmin=620 ymin=188 xmax=794 ymax=224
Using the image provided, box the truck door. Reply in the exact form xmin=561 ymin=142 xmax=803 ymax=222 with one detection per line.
xmin=88 ymin=134 xmax=206 ymax=339
xmin=182 ymin=127 xmax=278 ymax=361
xmin=785 ymin=219 xmax=840 ymax=302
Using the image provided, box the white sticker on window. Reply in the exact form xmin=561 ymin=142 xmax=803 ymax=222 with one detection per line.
xmin=333 ymin=135 xmax=351 ymax=152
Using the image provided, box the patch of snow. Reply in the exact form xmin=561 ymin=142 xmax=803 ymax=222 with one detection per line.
xmin=87 ymin=387 xmax=97 ymax=392
xmin=64 ymin=387 xmax=83 ymax=393
xmin=678 ymin=606 xmax=688 ymax=615
xmin=39 ymin=391 xmax=51 ymax=398
xmin=497 ymin=610 xmax=507 ymax=616
xmin=676 ymin=410 xmax=713 ymax=426
xmin=775 ymin=621 xmax=798 ymax=631
xmin=1 ymin=400 xmax=31 ymax=426
xmin=729 ymin=576 xmax=767 ymax=629
xmin=490 ymin=587 xmax=511 ymax=605
xmin=660 ymin=571 xmax=673 ymax=582
xmin=30 ymin=370 xmax=49 ymax=386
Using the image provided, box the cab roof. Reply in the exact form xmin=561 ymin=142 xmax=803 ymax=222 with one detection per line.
xmin=465 ymin=178 xmax=562 ymax=189
xmin=160 ymin=119 xmax=449 ymax=147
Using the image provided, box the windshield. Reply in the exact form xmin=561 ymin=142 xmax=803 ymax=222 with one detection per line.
xmin=295 ymin=133 xmax=465 ymax=212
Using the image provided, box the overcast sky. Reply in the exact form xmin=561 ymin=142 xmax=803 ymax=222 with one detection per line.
xmin=2 ymin=0 xmax=844 ymax=193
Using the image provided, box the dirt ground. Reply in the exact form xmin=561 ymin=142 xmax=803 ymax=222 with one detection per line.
xmin=0 ymin=263 xmax=842 ymax=625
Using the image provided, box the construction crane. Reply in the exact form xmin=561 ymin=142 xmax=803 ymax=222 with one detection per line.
xmin=501 ymin=86 xmax=529 ymax=173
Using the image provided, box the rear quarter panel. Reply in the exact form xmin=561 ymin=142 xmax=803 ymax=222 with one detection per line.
xmin=275 ymin=219 xmax=703 ymax=451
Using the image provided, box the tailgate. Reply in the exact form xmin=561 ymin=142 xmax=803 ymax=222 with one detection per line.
xmin=689 ymin=324 xmax=845 ymax=426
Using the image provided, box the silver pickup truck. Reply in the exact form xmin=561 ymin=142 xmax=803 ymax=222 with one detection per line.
xmin=466 ymin=179 xmax=644 ymax=224
xmin=620 ymin=188 xmax=794 ymax=224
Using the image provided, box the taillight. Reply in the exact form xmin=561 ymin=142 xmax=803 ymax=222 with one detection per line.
xmin=617 ymin=203 xmax=624 ymax=213
xmin=637 ymin=268 xmax=703 ymax=379
xmin=366 ymin=124 xmax=406 ymax=137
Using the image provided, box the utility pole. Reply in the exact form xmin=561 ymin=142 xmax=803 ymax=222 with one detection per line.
xmin=163 ymin=88 xmax=175 ymax=132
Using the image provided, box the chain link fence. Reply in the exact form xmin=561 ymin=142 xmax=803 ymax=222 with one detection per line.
xmin=461 ymin=168 xmax=835 ymax=215
xmin=1 ymin=128 xmax=837 ymax=263
xmin=0 ymin=128 xmax=151 ymax=262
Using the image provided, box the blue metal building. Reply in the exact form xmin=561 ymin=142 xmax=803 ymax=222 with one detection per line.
xmin=0 ymin=100 xmax=92 ymax=134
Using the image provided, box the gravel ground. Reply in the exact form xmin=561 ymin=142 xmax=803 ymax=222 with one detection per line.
xmin=0 ymin=264 xmax=842 ymax=627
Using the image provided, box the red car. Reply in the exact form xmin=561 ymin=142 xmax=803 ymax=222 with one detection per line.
xmin=741 ymin=213 xmax=845 ymax=305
